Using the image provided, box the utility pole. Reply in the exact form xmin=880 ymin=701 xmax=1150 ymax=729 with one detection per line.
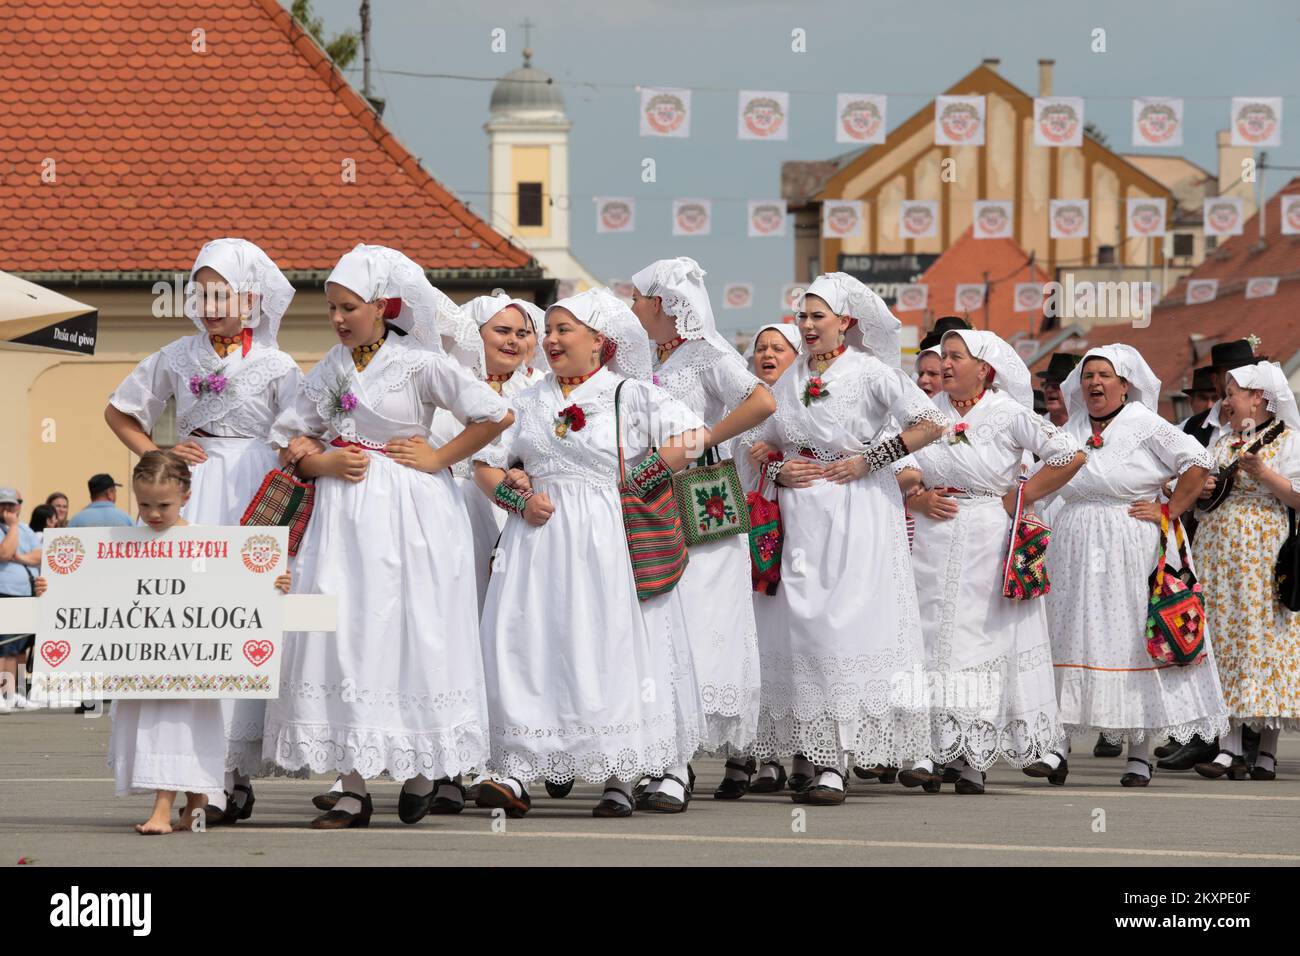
xmin=361 ymin=0 xmax=372 ymax=99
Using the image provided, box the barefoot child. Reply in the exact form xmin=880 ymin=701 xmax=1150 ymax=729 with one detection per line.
xmin=33 ymin=452 xmax=291 ymax=834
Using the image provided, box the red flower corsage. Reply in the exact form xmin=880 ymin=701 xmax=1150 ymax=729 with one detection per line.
xmin=555 ymin=404 xmax=586 ymax=438
xmin=1086 ymin=433 xmax=1104 ymax=449
xmin=947 ymin=422 xmax=971 ymax=446
xmin=802 ymin=376 xmax=829 ymax=407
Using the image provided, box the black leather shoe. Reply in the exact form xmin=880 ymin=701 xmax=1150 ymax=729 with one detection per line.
xmin=544 ymin=779 xmax=574 ymax=799
xmin=1195 ymin=751 xmax=1249 ymax=780
xmin=592 ymin=789 xmax=634 ymax=818
xmin=954 ymin=776 xmax=985 ymax=795
xmin=311 ymin=792 xmax=373 ymax=829
xmin=476 ymin=779 xmax=532 ymax=817
xmin=231 ymin=784 xmax=255 ymax=821
xmin=1093 ymin=734 xmax=1123 ymax=758
xmin=397 ymin=784 xmax=433 ymax=825
xmin=713 ymin=758 xmax=757 ymax=799
xmin=941 ymin=765 xmax=961 ymax=785
xmin=1120 ymin=758 xmax=1154 ymax=787
xmin=1153 ymin=738 xmax=1179 ymax=759
xmin=898 ymin=766 xmax=941 ymax=789
xmin=643 ymin=773 xmax=692 ymax=813
xmin=430 ymin=777 xmax=466 ymax=814
xmin=1023 ymin=754 xmax=1069 ymax=786
xmin=749 ymin=762 xmax=787 ymax=794
xmin=853 ymin=764 xmax=897 ymax=782
xmin=1157 ymin=735 xmax=1219 ymax=772
xmin=1250 ymin=752 xmax=1277 ymax=781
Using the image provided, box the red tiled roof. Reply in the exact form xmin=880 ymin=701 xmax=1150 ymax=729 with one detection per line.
xmin=1051 ymin=177 xmax=1300 ymax=416
xmin=0 ymin=0 xmax=534 ymax=275
xmin=915 ymin=228 xmax=1052 ymax=340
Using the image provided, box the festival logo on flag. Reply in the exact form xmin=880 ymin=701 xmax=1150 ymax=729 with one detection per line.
xmin=1132 ymin=97 xmax=1183 ymax=147
xmin=739 ymin=91 xmax=789 ymax=141
xmin=1035 ymin=97 xmax=1084 ymax=147
xmin=609 ymin=280 xmax=636 ymax=301
xmin=1203 ymin=197 xmax=1244 ymax=237
xmin=1230 ymin=97 xmax=1282 ymax=147
xmin=1127 ymin=198 xmax=1167 ymax=237
xmin=781 ymin=283 xmax=805 ymax=313
xmin=1185 ymin=279 xmax=1218 ymax=305
xmin=1014 ymin=283 xmax=1045 ymax=313
xmin=672 ymin=199 xmax=712 ymax=236
xmin=836 ymin=93 xmax=886 ymax=144
xmin=46 ymin=536 xmax=85 ymax=575
xmin=747 ymin=200 xmax=788 ymax=237
xmin=640 ymin=87 xmax=691 ymax=138
xmin=1245 ymin=277 xmax=1279 ymax=300
xmin=899 ymin=200 xmax=938 ymax=239
xmin=723 ymin=283 xmax=754 ymax=309
xmin=1049 ymin=200 xmax=1089 ymax=239
xmin=594 ymin=197 xmax=635 ymax=234
xmin=934 ymin=96 xmax=985 ymax=146
xmin=823 ymin=201 xmax=864 ymax=239
xmin=1281 ymin=195 xmax=1300 ymax=235
xmin=955 ymin=284 xmax=986 ymax=313
xmin=973 ymin=200 xmax=1013 ymax=239
xmin=894 ymin=284 xmax=928 ymax=312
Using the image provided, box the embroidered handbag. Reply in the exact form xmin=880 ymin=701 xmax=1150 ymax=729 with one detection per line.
xmin=745 ymin=456 xmax=782 ymax=595
xmin=1145 ymin=510 xmax=1207 ymax=666
xmin=672 ymin=446 xmax=752 ymax=546
xmin=1001 ymin=476 xmax=1051 ymax=600
xmin=241 ymin=463 xmax=315 ymax=557
xmin=615 ymin=381 xmax=689 ymax=600
xmin=1275 ymin=507 xmax=1300 ymax=613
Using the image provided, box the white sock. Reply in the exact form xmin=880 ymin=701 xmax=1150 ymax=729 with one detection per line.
xmin=1217 ymin=725 xmax=1244 ymax=764
xmin=603 ymin=776 xmax=633 ymax=808
xmin=657 ymin=764 xmax=689 ymax=802
xmin=1125 ymin=739 xmax=1151 ymax=778
xmin=498 ymin=776 xmax=524 ymax=799
xmin=402 ymin=774 xmax=434 ymax=797
xmin=1041 ymin=751 xmax=1063 ymax=770
xmin=912 ymin=758 xmax=935 ymax=774
xmin=327 ymin=775 xmax=344 ymax=795
xmin=756 ymin=762 xmax=781 ymax=781
xmin=333 ymin=771 xmax=367 ymax=815
xmin=813 ymin=769 xmax=845 ymax=791
xmin=792 ymin=754 xmax=815 ymax=778
xmin=959 ymin=762 xmax=983 ymax=786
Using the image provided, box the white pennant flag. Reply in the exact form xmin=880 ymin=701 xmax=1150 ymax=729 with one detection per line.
xmin=1230 ymin=97 xmax=1283 ymax=147
xmin=1185 ymin=279 xmax=1218 ymax=305
xmin=1245 ymin=277 xmax=1279 ymax=300
xmin=594 ymin=197 xmax=635 ymax=234
xmin=973 ymin=200 xmax=1013 ymax=239
xmin=722 ymin=283 xmax=754 ymax=309
xmin=894 ymin=284 xmax=928 ymax=312
xmin=738 ymin=90 xmax=790 ymax=141
xmin=934 ymin=95 xmax=985 ymax=146
xmin=1131 ymin=97 xmax=1184 ymax=147
xmin=1035 ymin=97 xmax=1085 ymax=147
xmin=1203 ymin=197 xmax=1245 ymax=237
xmin=1281 ymin=195 xmax=1300 ymax=235
xmin=640 ymin=87 xmax=691 ymax=138
xmin=747 ymin=200 xmax=788 ymax=237
xmin=672 ymin=199 xmax=712 ymax=236
xmin=955 ymin=283 xmax=987 ymax=313
xmin=1013 ymin=283 xmax=1045 ymax=313
xmin=899 ymin=200 xmax=939 ymax=239
xmin=1127 ymin=197 xmax=1167 ymax=238
xmin=836 ymin=93 xmax=887 ymax=144
xmin=1049 ymin=199 xmax=1090 ymax=239
xmin=822 ymin=200 xmax=865 ymax=239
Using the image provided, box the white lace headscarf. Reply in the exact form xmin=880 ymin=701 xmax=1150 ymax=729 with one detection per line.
xmin=547 ymin=287 xmax=654 ymax=382
xmin=800 ymin=272 xmax=902 ymax=369
xmin=185 ymin=238 xmax=295 ymax=348
xmin=451 ymin=293 xmax=546 ymax=376
xmin=942 ymin=329 xmax=1033 ymax=410
xmin=1062 ymin=345 xmax=1162 ymax=418
xmin=326 ymin=244 xmax=455 ymax=354
xmin=742 ymin=322 xmax=802 ymax=371
xmin=1228 ymin=361 xmax=1300 ymax=430
xmin=631 ymin=256 xmax=743 ymax=364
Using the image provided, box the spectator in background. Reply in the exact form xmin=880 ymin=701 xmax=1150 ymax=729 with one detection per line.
xmin=1035 ymin=352 xmax=1081 ymax=428
xmin=0 ymin=487 xmax=42 ymax=712
xmin=45 ymin=492 xmax=69 ymax=528
xmin=66 ymin=474 xmax=134 ymax=527
xmin=28 ymin=504 xmax=56 ymax=541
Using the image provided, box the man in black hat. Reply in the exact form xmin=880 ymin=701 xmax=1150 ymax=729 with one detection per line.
xmin=66 ymin=474 xmax=134 ymax=528
xmin=1181 ymin=338 xmax=1263 ymax=451
xmin=918 ymin=315 xmax=970 ymax=353
xmin=1035 ymin=353 xmax=1082 ymax=428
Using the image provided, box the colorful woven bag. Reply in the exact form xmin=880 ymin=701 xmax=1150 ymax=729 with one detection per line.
xmin=672 ymin=446 xmax=752 ymax=546
xmin=745 ymin=454 xmax=782 ymax=595
xmin=241 ymin=463 xmax=315 ymax=557
xmin=615 ymin=381 xmax=689 ymax=600
xmin=1146 ymin=510 xmax=1207 ymax=666
xmin=1001 ymin=476 xmax=1051 ymax=600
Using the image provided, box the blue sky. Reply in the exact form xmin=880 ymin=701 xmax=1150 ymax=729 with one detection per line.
xmin=300 ymin=0 xmax=1300 ymax=334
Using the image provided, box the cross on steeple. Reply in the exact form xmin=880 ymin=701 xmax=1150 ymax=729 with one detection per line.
xmin=521 ymin=17 xmax=535 ymax=66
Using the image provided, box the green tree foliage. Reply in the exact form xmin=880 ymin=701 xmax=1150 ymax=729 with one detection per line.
xmin=291 ymin=0 xmax=360 ymax=69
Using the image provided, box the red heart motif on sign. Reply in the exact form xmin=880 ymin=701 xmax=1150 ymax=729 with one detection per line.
xmin=41 ymin=640 xmax=71 ymax=668
xmin=243 ymin=640 xmax=274 ymax=667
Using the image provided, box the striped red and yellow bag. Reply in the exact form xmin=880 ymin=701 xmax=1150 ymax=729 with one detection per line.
xmin=615 ymin=380 xmax=688 ymax=600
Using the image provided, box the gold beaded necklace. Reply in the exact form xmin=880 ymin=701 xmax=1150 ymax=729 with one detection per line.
xmin=557 ymin=367 xmax=599 ymax=398
xmin=210 ymin=333 xmax=242 ymax=358
xmin=811 ymin=343 xmax=847 ymax=374
xmin=351 ymin=336 xmax=385 ymax=372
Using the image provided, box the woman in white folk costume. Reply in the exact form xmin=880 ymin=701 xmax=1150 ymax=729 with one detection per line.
xmin=104 ymin=237 xmax=300 ymax=824
xmin=265 ymin=244 xmax=513 ymax=829
xmin=1032 ymin=346 xmax=1222 ymax=787
xmin=745 ymin=273 xmax=946 ymax=805
xmin=896 ymin=330 xmax=1084 ymax=794
xmin=1193 ymin=361 xmax=1300 ymax=781
xmin=472 ymin=287 xmax=710 ymax=818
xmin=728 ymin=322 xmax=802 ymax=794
xmin=32 ymin=452 xmax=291 ymax=834
xmin=629 ymin=257 xmax=776 ymax=804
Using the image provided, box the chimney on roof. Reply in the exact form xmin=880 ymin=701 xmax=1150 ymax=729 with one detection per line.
xmin=982 ymin=57 xmax=1001 ymax=74
xmin=1038 ymin=59 xmax=1054 ymax=96
xmin=1216 ymin=129 xmax=1257 ymax=219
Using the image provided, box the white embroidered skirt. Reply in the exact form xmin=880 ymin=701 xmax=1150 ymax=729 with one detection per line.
xmin=107 ymin=699 xmax=226 ymax=798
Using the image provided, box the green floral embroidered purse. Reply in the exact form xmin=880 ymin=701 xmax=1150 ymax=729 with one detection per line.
xmin=671 ymin=446 xmax=752 ymax=546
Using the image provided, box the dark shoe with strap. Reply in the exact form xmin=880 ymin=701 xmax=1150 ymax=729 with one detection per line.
xmin=545 ymin=778 xmax=575 ymax=799
xmin=643 ymin=773 xmax=692 ymax=813
xmin=203 ymin=794 xmax=237 ymax=826
xmin=1120 ymin=758 xmax=1154 ymax=787
xmin=941 ymin=765 xmax=961 ymax=785
xmin=1153 ymin=738 xmax=1179 ymax=759
xmin=954 ymin=775 xmax=985 ymax=795
xmin=1023 ymin=753 xmax=1069 ymax=786
xmin=852 ymin=764 xmax=896 ymax=782
xmin=398 ymin=783 xmax=433 ymax=825
xmin=476 ymin=779 xmax=532 ymax=817
xmin=310 ymin=792 xmax=373 ymax=829
xmin=430 ymin=777 xmax=466 ymax=814
xmin=749 ymin=762 xmax=787 ymax=794
xmin=713 ymin=758 xmax=756 ymax=799
xmin=1195 ymin=752 xmax=1249 ymax=780
xmin=898 ymin=766 xmax=941 ymax=789
xmin=592 ymin=788 xmax=635 ymax=818
xmin=312 ymin=790 xmax=341 ymax=813
xmin=1250 ymin=752 xmax=1277 ymax=781
xmin=1093 ymin=733 xmax=1123 ymax=758
xmin=1157 ymin=734 xmax=1219 ymax=772
xmin=232 ymin=783 xmax=255 ymax=821
xmin=463 ymin=779 xmax=483 ymax=803
xmin=796 ymin=768 xmax=848 ymax=805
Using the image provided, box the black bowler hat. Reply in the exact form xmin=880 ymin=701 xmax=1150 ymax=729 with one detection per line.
xmin=1036 ymin=352 xmax=1083 ymax=384
xmin=87 ymin=474 xmax=121 ymax=497
xmin=1210 ymin=338 xmax=1265 ymax=372
xmin=919 ymin=315 xmax=971 ymax=351
xmin=1182 ymin=366 xmax=1217 ymax=396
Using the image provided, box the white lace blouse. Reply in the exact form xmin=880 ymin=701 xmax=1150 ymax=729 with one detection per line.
xmin=1060 ymin=403 xmax=1212 ymax=504
xmin=654 ymin=340 xmax=760 ymax=430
